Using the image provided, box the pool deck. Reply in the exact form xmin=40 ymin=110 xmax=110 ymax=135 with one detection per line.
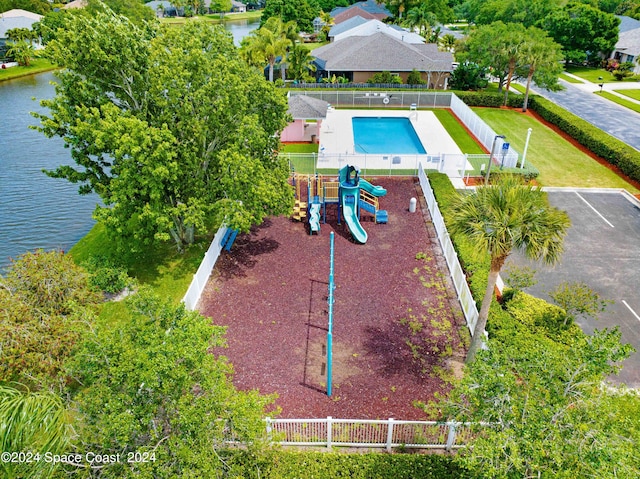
xmin=318 ymin=109 xmax=464 ymax=172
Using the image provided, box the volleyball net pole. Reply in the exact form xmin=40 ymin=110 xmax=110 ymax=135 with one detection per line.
xmin=327 ymin=231 xmax=335 ymax=397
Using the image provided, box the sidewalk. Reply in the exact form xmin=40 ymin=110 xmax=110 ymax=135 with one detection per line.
xmin=561 ymin=72 xmax=640 ymax=105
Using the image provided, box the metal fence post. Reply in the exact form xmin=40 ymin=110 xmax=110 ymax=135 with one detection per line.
xmin=445 ymin=421 xmax=457 ymax=452
xmin=386 ymin=418 xmax=394 ymax=452
xmin=327 ymin=416 xmax=333 ymax=450
xmin=266 ymin=417 xmax=273 ymax=443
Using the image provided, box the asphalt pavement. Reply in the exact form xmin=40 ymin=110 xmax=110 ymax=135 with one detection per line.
xmin=529 ymin=77 xmax=640 ymax=151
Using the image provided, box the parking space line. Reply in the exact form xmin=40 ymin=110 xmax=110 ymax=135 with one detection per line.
xmin=622 ymin=300 xmax=640 ymax=322
xmin=575 ymin=192 xmax=615 ymax=228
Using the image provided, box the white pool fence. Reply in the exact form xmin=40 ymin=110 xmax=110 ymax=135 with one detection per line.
xmin=263 ymin=417 xmax=473 ymax=451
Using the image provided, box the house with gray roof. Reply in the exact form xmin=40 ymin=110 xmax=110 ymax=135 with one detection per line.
xmin=611 ymin=15 xmax=640 ymax=74
xmin=312 ymin=32 xmax=453 ymax=87
xmin=330 ymin=0 xmax=391 ymax=25
xmin=0 ymin=9 xmax=43 ymax=55
xmin=331 ymin=18 xmax=424 ymax=44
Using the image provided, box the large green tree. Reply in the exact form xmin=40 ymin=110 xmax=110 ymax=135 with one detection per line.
xmin=543 ymin=2 xmax=620 ymax=65
xmin=261 ymin=0 xmax=319 ymax=32
xmin=37 ymin=6 xmax=293 ymax=252
xmin=462 ymin=0 xmax=557 ymax=27
xmin=67 ymin=289 xmax=275 ymax=478
xmin=448 ymin=177 xmax=571 ymax=363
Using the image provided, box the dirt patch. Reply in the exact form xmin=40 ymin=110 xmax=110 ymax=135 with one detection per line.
xmin=199 ymin=178 xmax=466 ymax=419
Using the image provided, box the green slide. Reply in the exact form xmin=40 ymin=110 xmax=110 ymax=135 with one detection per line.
xmin=359 ymin=179 xmax=387 ymax=197
xmin=341 ymin=185 xmax=367 ymax=244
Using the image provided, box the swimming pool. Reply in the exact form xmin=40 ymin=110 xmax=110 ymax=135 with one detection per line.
xmin=352 ymin=117 xmax=427 ymax=154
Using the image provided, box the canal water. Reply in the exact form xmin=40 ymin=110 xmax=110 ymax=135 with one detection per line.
xmin=0 ymin=19 xmax=259 ymax=269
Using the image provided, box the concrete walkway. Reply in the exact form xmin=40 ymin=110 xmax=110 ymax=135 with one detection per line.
xmin=529 ymin=75 xmax=640 ymax=151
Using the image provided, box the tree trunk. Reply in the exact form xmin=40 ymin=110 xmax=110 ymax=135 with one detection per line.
xmin=268 ymin=61 xmax=274 ymax=82
xmin=503 ymin=59 xmax=516 ymax=106
xmin=466 ymin=256 xmax=505 ymax=363
xmin=522 ymin=68 xmax=534 ymax=113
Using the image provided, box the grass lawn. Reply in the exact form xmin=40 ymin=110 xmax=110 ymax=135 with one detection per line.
xmin=161 ymin=10 xmax=261 ymax=25
xmin=432 ymin=109 xmax=485 ymax=154
xmin=474 ymin=108 xmax=640 ymax=193
xmin=70 ymin=223 xmax=209 ymax=304
xmin=0 ymin=58 xmax=57 ymax=82
xmin=612 ymin=88 xmax=640 ymax=101
xmin=565 ymin=65 xmax=640 ymax=83
xmin=559 ymin=73 xmax=583 ymax=83
xmin=595 ymin=91 xmax=640 ymax=113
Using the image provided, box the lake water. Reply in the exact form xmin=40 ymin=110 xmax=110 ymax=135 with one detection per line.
xmin=0 ymin=20 xmax=259 ymax=269
xmin=0 ymin=72 xmax=98 ymax=268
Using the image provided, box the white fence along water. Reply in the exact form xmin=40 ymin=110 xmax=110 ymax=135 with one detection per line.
xmin=182 ymin=225 xmax=229 ymax=310
xmin=265 ymin=417 xmax=471 ymax=451
xmin=418 ymin=163 xmax=479 ymax=334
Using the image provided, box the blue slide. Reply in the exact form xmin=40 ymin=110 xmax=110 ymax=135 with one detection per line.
xmin=340 ymin=185 xmax=367 ymax=244
xmin=359 ymin=179 xmax=387 ymax=197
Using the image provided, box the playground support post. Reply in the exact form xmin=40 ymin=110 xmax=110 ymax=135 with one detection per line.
xmin=327 ymin=232 xmax=335 ymax=397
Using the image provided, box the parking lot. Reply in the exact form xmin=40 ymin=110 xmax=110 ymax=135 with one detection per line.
xmin=508 ymin=189 xmax=640 ymax=388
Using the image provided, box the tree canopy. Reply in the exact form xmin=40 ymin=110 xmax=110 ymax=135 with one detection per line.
xmin=261 ymin=0 xmax=319 ymax=32
xmin=543 ymin=2 xmax=620 ymax=65
xmin=37 ymin=6 xmax=293 ymax=252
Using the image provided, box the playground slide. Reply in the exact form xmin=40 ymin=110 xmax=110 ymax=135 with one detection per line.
xmin=341 ymin=188 xmax=368 ymax=244
xmin=359 ymin=179 xmax=387 ymax=197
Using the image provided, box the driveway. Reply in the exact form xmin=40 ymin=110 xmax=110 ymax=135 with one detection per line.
xmin=530 ymin=79 xmax=640 ymax=151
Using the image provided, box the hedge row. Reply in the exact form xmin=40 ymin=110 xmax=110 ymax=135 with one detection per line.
xmin=527 ymin=96 xmax=640 ymax=183
xmin=454 ymin=91 xmax=524 ymax=109
xmin=226 ymin=450 xmax=477 ymax=479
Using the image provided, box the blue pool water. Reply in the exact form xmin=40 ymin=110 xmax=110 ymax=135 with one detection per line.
xmin=352 ymin=117 xmax=426 ymax=154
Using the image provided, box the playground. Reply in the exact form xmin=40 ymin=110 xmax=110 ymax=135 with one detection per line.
xmin=199 ymin=174 xmax=466 ymax=419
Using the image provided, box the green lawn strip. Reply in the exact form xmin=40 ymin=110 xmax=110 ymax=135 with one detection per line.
xmin=69 ymin=222 xmax=209 ymax=304
xmin=0 ymin=58 xmax=57 ymax=82
xmin=610 ymin=88 xmax=640 ymax=101
xmin=559 ymin=73 xmax=583 ymax=83
xmin=281 ymin=143 xmax=318 ymax=153
xmin=473 ymin=108 xmax=640 ymax=193
xmin=432 ymin=109 xmax=485 ymax=154
xmin=161 ymin=10 xmax=261 ymax=25
xmin=595 ymin=91 xmax=640 ymax=113
xmin=565 ymin=65 xmax=640 ymax=83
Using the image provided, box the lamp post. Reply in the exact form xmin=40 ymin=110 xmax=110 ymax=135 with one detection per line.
xmin=521 ymin=128 xmax=532 ymax=168
xmin=598 ymin=76 xmax=604 ymax=93
xmin=485 ymin=134 xmax=505 ymax=185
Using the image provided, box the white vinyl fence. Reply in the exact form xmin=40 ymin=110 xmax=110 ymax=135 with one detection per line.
xmin=265 ymin=417 xmax=472 ymax=451
xmin=182 ymin=225 xmax=229 ymax=310
xmin=418 ymin=163 xmax=479 ymax=334
xmin=449 ymin=95 xmax=519 ymax=168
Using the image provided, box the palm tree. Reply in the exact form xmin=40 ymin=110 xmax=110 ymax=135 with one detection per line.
xmin=449 ymin=176 xmax=570 ymax=363
xmin=439 ymin=33 xmax=457 ymax=52
xmin=404 ymin=5 xmax=438 ymax=39
xmin=0 ymin=385 xmax=72 ymax=479
xmin=6 ymin=40 xmax=35 ymax=66
xmin=520 ymin=27 xmax=564 ymax=112
xmin=240 ymin=17 xmax=297 ymax=82
xmin=287 ymin=43 xmax=317 ymax=82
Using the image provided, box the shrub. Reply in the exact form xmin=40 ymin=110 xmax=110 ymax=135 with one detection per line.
xmin=454 ymin=91 xmax=524 ymax=108
xmin=407 ymin=68 xmax=426 ymax=85
xmin=82 ymin=255 xmax=136 ymax=294
xmin=528 ymin=96 xmax=640 ymax=183
xmin=448 ymin=62 xmax=489 ymax=91
xmin=367 ymin=71 xmax=402 ymax=84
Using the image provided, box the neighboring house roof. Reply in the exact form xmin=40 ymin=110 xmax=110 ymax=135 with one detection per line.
xmin=145 ymin=1 xmax=177 ymax=11
xmin=62 ymin=0 xmax=87 ymax=9
xmin=332 ymin=18 xmax=424 ymax=44
xmin=0 ymin=9 xmax=43 ymax=39
xmin=231 ymin=1 xmax=245 ymax=7
xmin=614 ymin=15 xmax=640 ymax=58
xmin=331 ymin=0 xmax=391 ymax=25
xmin=329 ymin=15 xmax=369 ymax=38
xmin=287 ymin=94 xmax=329 ymax=119
xmin=313 ymin=32 xmax=453 ymax=73
xmin=617 ymin=15 xmax=640 ymax=33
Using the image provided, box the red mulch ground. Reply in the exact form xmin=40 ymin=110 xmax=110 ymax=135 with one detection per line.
xmin=199 ymin=178 xmax=466 ymax=420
